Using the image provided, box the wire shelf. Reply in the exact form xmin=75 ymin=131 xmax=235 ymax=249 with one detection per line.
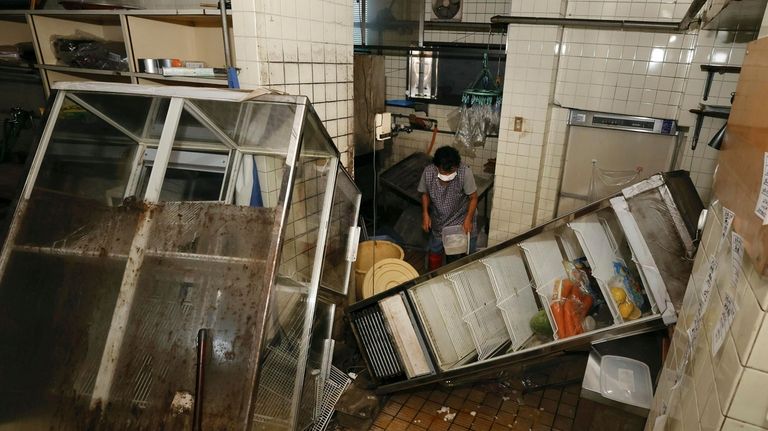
xmin=409 ymin=277 xmax=476 ymax=370
xmin=481 ymin=247 xmax=538 ymax=350
xmin=252 ymin=294 xmax=307 ymax=429
xmin=310 ymin=366 xmax=351 ymax=431
xmin=445 ymin=263 xmax=509 ymax=360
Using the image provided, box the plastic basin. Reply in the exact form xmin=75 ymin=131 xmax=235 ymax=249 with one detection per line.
xmin=442 ymin=225 xmax=468 ymax=255
xmin=354 ymin=240 xmax=404 ymax=299
xmin=599 ymin=355 xmax=653 ymax=409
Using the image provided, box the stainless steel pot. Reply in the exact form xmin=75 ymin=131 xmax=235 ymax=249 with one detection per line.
xmin=138 ymin=58 xmax=159 ymax=74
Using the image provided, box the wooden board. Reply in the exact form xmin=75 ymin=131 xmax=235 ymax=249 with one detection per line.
xmin=0 ymin=17 xmax=33 ymax=45
xmin=713 ymin=37 xmax=768 ymax=276
xmin=353 ymin=54 xmax=385 ymax=155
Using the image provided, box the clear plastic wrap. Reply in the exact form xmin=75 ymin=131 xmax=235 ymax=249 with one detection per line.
xmin=453 ymin=105 xmax=475 ymax=156
xmin=548 ymin=278 xmax=592 ymax=339
xmin=453 ymin=103 xmax=500 ymax=156
xmin=607 ymin=260 xmax=647 ymax=321
xmin=587 ymin=160 xmax=643 ymax=202
xmin=51 ymin=30 xmax=128 ymax=71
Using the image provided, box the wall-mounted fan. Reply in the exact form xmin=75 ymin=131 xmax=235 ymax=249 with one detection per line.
xmin=431 ymin=0 xmax=462 ymax=21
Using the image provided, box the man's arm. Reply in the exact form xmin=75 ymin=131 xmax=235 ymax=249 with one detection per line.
xmin=421 ymin=193 xmax=431 ymax=232
xmin=463 ymin=191 xmax=478 ymax=234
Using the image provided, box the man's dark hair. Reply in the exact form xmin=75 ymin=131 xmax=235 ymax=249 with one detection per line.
xmin=432 ymin=146 xmax=461 ymax=171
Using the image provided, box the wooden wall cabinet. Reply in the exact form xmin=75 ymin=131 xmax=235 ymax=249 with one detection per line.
xmin=714 ymin=37 xmax=768 ymax=276
xmin=0 ymin=8 xmax=234 ymax=94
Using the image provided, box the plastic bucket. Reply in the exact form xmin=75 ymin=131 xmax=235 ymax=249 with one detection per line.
xmin=355 ymin=240 xmax=404 ymax=298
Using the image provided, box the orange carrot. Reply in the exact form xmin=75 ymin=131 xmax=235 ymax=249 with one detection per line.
xmin=561 ymin=279 xmax=574 ymax=298
xmin=550 ymin=301 xmax=565 ymax=338
xmin=563 ymin=301 xmax=573 ymax=337
xmin=563 ymin=299 xmax=583 ymax=336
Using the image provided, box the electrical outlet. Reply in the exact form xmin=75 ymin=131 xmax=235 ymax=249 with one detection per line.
xmin=514 ymin=116 xmax=523 ymax=132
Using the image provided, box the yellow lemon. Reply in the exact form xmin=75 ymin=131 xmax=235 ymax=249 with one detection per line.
xmin=619 ymin=301 xmax=635 ymax=319
xmin=610 ymin=287 xmax=627 ymax=304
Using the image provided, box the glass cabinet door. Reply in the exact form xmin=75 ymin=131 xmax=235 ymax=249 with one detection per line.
xmin=0 ymin=93 xmax=146 ymax=426
xmin=321 ymin=168 xmax=362 ymax=296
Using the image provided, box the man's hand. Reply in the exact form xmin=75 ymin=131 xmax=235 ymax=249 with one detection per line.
xmin=462 ymin=217 xmax=473 ymax=234
xmin=422 ymin=213 xmax=431 ymax=232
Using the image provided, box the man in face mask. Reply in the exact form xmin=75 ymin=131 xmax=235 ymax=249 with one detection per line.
xmin=417 ymin=146 xmax=479 ymax=271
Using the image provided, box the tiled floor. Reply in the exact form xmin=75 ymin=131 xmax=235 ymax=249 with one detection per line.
xmin=365 ymin=381 xmax=645 ymax=431
xmin=335 ymin=354 xmax=647 ymax=431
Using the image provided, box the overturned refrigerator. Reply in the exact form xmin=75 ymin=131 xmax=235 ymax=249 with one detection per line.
xmin=349 ymin=172 xmax=703 ymax=393
xmin=0 ymin=83 xmax=361 ymax=430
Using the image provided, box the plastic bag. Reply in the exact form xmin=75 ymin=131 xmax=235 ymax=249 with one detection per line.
xmin=51 ymin=30 xmax=128 ymax=71
xmin=607 ymin=260 xmax=646 ymax=321
xmin=567 ymin=258 xmax=605 ymax=307
xmin=453 ymin=104 xmax=495 ymax=156
xmin=549 ymin=278 xmax=587 ymax=339
xmin=453 ymin=105 xmax=476 ymax=157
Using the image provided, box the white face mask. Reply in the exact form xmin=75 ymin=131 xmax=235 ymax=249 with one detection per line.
xmin=438 ymin=172 xmax=457 ymax=182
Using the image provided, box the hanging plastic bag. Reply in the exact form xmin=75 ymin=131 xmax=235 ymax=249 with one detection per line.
xmin=453 ymin=105 xmax=476 ymax=157
xmin=468 ymin=104 xmax=489 ymax=147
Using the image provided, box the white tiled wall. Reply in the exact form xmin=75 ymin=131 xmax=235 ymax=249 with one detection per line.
xmin=534 ymin=106 xmax=568 ymax=223
xmin=231 ymin=0 xmax=354 ymax=170
xmin=384 ymin=55 xmax=407 ymax=101
xmin=565 ymin=0 xmax=693 ymax=21
xmin=646 ymin=202 xmax=768 ymax=431
xmin=488 ymin=24 xmax=562 ymax=244
xmin=554 ymin=29 xmax=695 ymax=119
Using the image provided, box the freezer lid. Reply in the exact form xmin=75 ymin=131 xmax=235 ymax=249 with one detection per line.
xmin=615 ymin=173 xmax=703 ymax=312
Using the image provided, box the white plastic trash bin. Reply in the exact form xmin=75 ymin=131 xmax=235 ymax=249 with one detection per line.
xmin=599 ymin=355 xmax=653 ymax=409
xmin=442 ymin=225 xmax=469 ymax=255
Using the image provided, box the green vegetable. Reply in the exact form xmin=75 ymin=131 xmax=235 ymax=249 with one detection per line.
xmin=530 ymin=309 xmax=553 ymax=337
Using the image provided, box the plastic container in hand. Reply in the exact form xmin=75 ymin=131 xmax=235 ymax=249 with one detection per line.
xmin=442 ymin=225 xmax=469 ymax=255
xmin=599 ymin=355 xmax=653 ymax=409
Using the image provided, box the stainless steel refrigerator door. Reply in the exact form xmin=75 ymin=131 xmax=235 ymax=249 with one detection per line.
xmin=558 ymin=126 xmax=677 ymax=215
